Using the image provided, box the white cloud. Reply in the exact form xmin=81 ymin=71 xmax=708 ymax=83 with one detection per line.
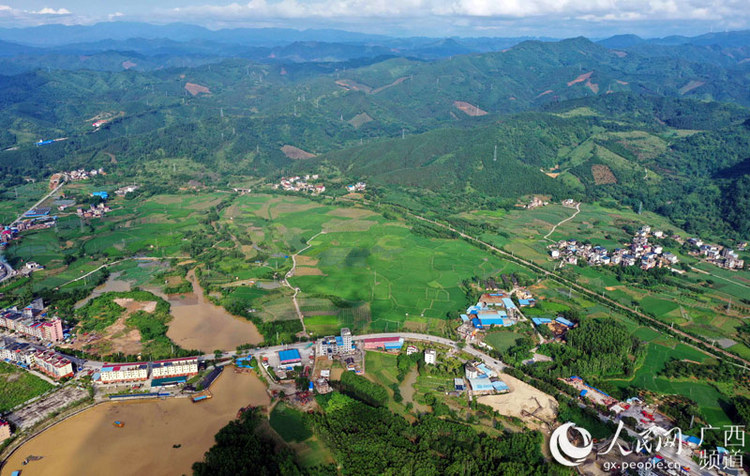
xmin=0 ymin=4 xmax=79 ymax=26
xmin=0 ymin=0 xmax=748 ymax=36
xmin=32 ymin=7 xmax=72 ymax=15
xmin=156 ymin=0 xmax=750 ymax=23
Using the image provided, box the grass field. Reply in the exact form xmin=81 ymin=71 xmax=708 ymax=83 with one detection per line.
xmin=365 ymin=351 xmax=399 ymax=387
xmin=0 ymin=361 xmax=55 ymax=412
xmin=269 ymin=402 xmax=312 ymax=442
xmin=291 ymin=222 xmax=528 ymax=332
xmin=484 ymin=331 xmax=524 ymax=352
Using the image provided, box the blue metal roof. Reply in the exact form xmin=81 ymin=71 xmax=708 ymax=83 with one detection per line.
xmin=492 ymin=380 xmax=509 ymax=392
xmin=478 ymin=317 xmax=505 ymax=326
xmin=460 ymin=314 xmax=469 ymax=322
xmin=532 ymin=317 xmax=552 ymax=325
xmin=468 ymin=378 xmax=494 ymax=391
xmin=279 ymin=349 xmax=301 ymax=362
xmin=556 ymin=317 xmax=575 ymax=327
xmin=501 ymin=298 xmax=516 ymax=309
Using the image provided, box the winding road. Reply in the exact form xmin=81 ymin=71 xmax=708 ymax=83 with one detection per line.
xmin=284 ymin=231 xmax=326 ymax=336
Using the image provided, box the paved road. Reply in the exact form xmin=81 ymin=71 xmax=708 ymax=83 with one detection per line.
xmin=78 ymin=332 xmax=507 ymax=373
xmin=11 ymin=179 xmax=66 ymax=227
xmin=0 ymin=256 xmax=14 ymax=284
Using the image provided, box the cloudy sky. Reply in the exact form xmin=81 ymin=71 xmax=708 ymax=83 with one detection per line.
xmin=0 ymin=0 xmax=748 ymax=37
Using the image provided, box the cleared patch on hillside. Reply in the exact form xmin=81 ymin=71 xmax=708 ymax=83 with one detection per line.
xmin=453 ymin=101 xmax=487 ymax=116
xmin=121 ymin=60 xmax=137 ymax=70
xmin=372 ymin=76 xmax=409 ymax=94
xmin=184 ymin=82 xmax=211 ymax=96
xmin=348 ymin=112 xmax=374 ymax=128
xmin=616 ymin=79 xmax=629 ymax=85
xmin=335 ymin=79 xmax=372 ymax=93
xmin=567 ymin=71 xmax=593 ymax=86
xmin=535 ymin=89 xmax=554 ymax=99
xmin=679 ymin=80 xmax=705 ymax=95
xmin=281 ymin=145 xmax=316 ymax=160
xmin=592 ymin=164 xmax=617 ymax=185
xmin=612 ymin=50 xmax=628 ymax=58
xmin=585 ymin=79 xmax=599 ymax=94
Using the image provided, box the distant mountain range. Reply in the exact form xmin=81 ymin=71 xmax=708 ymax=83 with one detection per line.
xmin=0 ymin=22 xmax=748 ymax=75
xmin=1 ymin=26 xmax=750 ymax=238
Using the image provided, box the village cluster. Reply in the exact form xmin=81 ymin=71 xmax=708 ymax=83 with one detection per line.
xmin=524 ymin=197 xmax=578 ymax=209
xmin=345 ymin=182 xmax=367 ymax=193
xmin=687 ymin=238 xmax=745 ymax=270
xmin=274 ymin=175 xmax=325 ymax=194
xmin=549 ymin=225 xmax=679 ymax=269
xmin=561 ymin=376 xmax=720 ymax=467
xmin=48 ymin=168 xmax=106 ymax=190
xmin=273 ymin=176 xmax=368 ymax=195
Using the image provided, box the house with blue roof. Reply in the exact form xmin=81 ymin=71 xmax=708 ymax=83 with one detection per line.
xmin=531 ymin=317 xmax=552 ymax=326
xmin=555 ymin=316 xmax=576 ymax=328
xmin=468 ymin=378 xmax=494 ymax=393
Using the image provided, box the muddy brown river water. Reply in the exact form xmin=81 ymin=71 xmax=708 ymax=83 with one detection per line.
xmin=2 ymin=370 xmax=270 ymax=476
xmin=158 ymin=270 xmax=263 ymax=352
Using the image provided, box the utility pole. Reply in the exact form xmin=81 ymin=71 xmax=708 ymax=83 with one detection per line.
xmin=493 ymin=145 xmax=497 ymax=162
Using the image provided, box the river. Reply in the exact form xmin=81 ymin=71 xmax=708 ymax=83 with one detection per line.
xmin=158 ymin=269 xmax=263 ymax=352
xmin=2 ymin=370 xmax=270 ymax=476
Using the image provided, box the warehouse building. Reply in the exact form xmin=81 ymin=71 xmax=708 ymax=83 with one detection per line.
xmin=278 ymin=349 xmax=302 ymax=368
xmin=362 ymin=336 xmax=404 ymax=350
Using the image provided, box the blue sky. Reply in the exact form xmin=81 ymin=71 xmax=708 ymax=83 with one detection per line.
xmin=0 ymin=0 xmax=748 ymax=37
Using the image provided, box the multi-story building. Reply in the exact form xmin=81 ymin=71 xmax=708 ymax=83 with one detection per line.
xmin=151 ymin=357 xmax=198 ymax=379
xmin=340 ymin=328 xmax=353 ymax=354
xmin=0 ymin=340 xmax=36 ymax=366
xmin=0 ymin=301 xmax=64 ymax=343
xmin=424 ymin=349 xmax=437 ymax=365
xmin=99 ymin=363 xmax=149 ymax=383
xmin=33 ymin=350 xmax=74 ymax=379
xmin=0 ymin=419 xmax=10 ymax=442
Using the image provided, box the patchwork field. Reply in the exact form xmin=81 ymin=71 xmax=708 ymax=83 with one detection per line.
xmin=0 ymin=361 xmax=55 ymax=413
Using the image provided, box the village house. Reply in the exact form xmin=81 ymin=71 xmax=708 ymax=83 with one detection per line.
xmin=549 ymin=225 xmax=679 ymax=270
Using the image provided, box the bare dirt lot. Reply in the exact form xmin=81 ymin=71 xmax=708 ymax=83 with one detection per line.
xmin=477 ymin=374 xmax=558 ymax=431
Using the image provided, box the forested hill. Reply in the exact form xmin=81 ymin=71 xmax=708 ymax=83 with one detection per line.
xmin=300 ymin=94 xmax=750 ymax=239
xmin=2 ymin=34 xmax=750 ymax=237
